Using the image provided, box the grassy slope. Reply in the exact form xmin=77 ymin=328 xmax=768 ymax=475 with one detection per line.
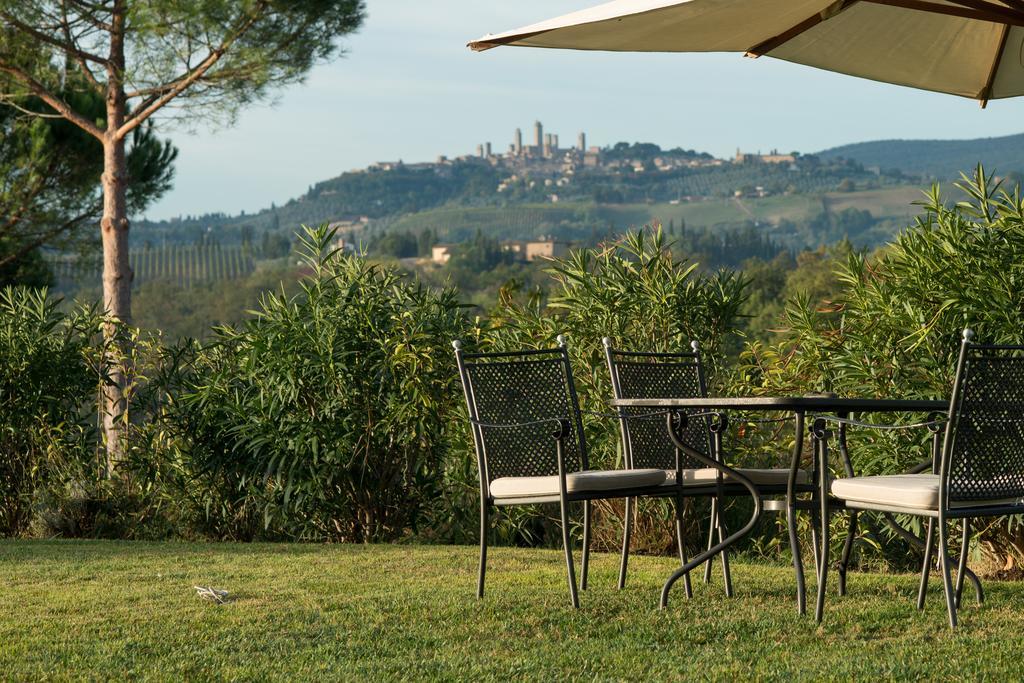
xmin=822 ymin=187 xmax=923 ymax=219
xmin=3 ymin=540 xmax=1022 ymax=680
xmin=390 ymin=187 xmax=922 ymax=243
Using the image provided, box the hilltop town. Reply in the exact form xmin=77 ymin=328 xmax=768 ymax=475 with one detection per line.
xmin=361 ymin=120 xmax=801 ymax=204
xmin=137 ymin=121 xmax=907 ymax=259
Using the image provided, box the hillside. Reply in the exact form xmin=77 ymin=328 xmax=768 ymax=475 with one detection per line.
xmin=389 ymin=187 xmax=921 ymax=250
xmin=137 ymin=148 xmax=906 ymax=248
xmin=818 ymin=132 xmax=1024 ymax=180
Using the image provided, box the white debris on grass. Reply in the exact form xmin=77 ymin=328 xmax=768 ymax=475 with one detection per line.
xmin=193 ymin=586 xmax=230 ymax=604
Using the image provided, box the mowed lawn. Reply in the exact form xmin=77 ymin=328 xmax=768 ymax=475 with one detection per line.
xmin=3 ymin=541 xmax=1024 ymax=680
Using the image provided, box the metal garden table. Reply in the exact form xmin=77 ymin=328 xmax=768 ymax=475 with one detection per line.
xmin=610 ymin=395 xmax=949 ymax=611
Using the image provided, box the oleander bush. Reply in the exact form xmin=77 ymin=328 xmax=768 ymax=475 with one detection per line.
xmin=740 ymin=167 xmax=1024 ymax=570
xmin=430 ymin=228 xmax=750 ymax=553
xmin=0 ymin=286 xmax=99 ymax=536
xmin=7 ymin=169 xmax=1024 ymax=577
xmin=168 ymin=225 xmax=470 ymax=542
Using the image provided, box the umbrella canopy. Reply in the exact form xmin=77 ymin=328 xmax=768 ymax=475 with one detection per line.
xmin=468 ymin=0 xmax=1024 ymax=105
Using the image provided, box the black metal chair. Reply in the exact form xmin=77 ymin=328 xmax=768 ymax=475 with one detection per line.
xmin=453 ymin=336 xmax=666 ymax=608
xmin=819 ymin=329 xmax=1024 ymax=628
xmin=604 ymin=338 xmax=812 ymax=600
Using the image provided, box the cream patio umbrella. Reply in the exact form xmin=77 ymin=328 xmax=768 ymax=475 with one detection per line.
xmin=468 ymin=0 xmax=1024 ymax=106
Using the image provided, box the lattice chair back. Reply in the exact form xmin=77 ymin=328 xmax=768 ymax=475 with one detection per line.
xmin=941 ymin=330 xmax=1024 ymax=506
xmin=454 ymin=337 xmax=588 ymax=492
xmin=604 ymin=339 xmax=713 ymax=471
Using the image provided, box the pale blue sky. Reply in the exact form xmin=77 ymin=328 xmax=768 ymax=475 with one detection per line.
xmin=145 ymin=0 xmax=1024 ymax=220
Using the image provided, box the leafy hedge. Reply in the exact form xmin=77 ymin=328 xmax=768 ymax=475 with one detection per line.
xmin=0 ymin=287 xmax=98 ymax=535
xmin=742 ymin=167 xmax=1024 ymax=568
xmin=168 ymin=226 xmax=469 ymax=541
xmin=6 ymin=171 xmax=1024 ymax=573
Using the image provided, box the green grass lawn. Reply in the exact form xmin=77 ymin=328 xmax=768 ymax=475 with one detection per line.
xmin=2 ymin=540 xmax=1022 ymax=680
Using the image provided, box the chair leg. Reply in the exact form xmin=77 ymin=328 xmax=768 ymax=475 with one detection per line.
xmin=716 ymin=503 xmax=734 ymax=598
xmin=809 ymin=508 xmax=822 ymax=578
xmin=814 ymin=468 xmax=830 ymax=624
xmin=675 ymin=494 xmax=693 ymax=599
xmin=954 ymin=518 xmax=971 ymax=609
xmin=581 ymin=500 xmax=591 ymax=591
xmin=702 ymin=497 xmax=717 ymax=584
xmin=618 ymin=497 xmax=633 ymax=590
xmin=477 ymin=501 xmax=488 ymax=599
xmin=787 ymin=504 xmax=806 ymax=615
xmin=937 ymin=516 xmax=958 ymax=629
xmin=917 ymin=518 xmax=935 ymax=610
xmin=560 ymin=498 xmax=580 ymax=609
xmin=838 ymin=511 xmax=858 ymax=597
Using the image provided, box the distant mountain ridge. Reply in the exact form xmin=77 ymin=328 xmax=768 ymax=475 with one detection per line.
xmin=817 ymin=132 xmax=1024 ymax=179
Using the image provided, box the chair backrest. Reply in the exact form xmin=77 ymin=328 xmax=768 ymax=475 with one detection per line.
xmin=941 ymin=330 xmax=1024 ymax=506
xmin=454 ymin=337 xmax=588 ymax=492
xmin=603 ymin=338 xmax=713 ymax=471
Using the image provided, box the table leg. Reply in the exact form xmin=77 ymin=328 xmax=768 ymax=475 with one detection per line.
xmin=660 ymin=410 xmax=762 ymax=609
xmin=787 ymin=411 xmax=807 ymax=615
xmin=815 ymin=426 xmax=830 ymax=623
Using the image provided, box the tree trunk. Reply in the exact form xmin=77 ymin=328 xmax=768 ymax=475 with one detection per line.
xmin=100 ymin=116 xmax=132 ymax=473
xmin=99 ymin=1 xmax=131 ymax=474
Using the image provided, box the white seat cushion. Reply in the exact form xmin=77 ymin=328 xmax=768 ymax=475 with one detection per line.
xmin=735 ymin=468 xmax=810 ymax=486
xmin=662 ymin=467 xmax=808 ymax=487
xmin=831 ymin=474 xmax=1023 ymax=510
xmin=662 ymin=468 xmax=720 ymax=486
xmin=490 ymin=468 xmax=665 ymax=499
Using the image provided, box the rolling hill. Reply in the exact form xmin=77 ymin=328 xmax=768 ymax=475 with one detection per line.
xmin=818 ymin=132 xmax=1024 ymax=179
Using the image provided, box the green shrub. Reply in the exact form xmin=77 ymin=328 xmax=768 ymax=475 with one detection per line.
xmin=0 ymin=286 xmax=98 ymax=536
xmin=435 ymin=228 xmax=749 ymax=552
xmin=171 ymin=225 xmax=469 ymax=542
xmin=741 ymin=167 xmax=1024 ymax=569
xmin=487 ymin=227 xmax=748 ymax=464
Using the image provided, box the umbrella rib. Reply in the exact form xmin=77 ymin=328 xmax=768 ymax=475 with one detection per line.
xmin=944 ymin=0 xmax=1024 ymax=20
xmin=746 ymin=0 xmax=859 ymax=58
xmin=469 ymin=29 xmax=549 ymax=52
xmin=865 ymin=0 xmax=1024 ymax=26
xmin=978 ymin=22 xmax=1011 ymax=107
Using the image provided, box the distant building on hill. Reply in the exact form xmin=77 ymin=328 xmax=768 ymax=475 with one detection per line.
xmin=524 ymin=238 xmax=570 ymax=262
xmin=431 ymin=244 xmax=454 ymax=264
xmin=328 ymin=216 xmax=370 ymax=232
xmin=734 ymin=148 xmax=797 ymax=165
xmin=499 ymin=238 xmax=572 ymax=262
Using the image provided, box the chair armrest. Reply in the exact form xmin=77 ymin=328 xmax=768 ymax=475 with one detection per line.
xmin=812 ymin=412 xmax=945 ymax=478
xmin=599 ymin=408 xmax=723 ymax=421
xmin=810 ymin=414 xmax=947 ymax=432
xmin=468 ymin=416 xmax=570 ymax=435
xmin=905 ymin=459 xmax=934 ymax=474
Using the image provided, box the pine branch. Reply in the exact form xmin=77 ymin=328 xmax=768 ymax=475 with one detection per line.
xmin=0 ymin=62 xmax=103 ymax=139
xmin=0 ymin=11 xmax=108 ymax=65
xmin=60 ymin=1 xmax=104 ymax=91
xmin=117 ymin=1 xmax=268 ymax=139
xmin=0 ymin=206 xmax=99 ymax=270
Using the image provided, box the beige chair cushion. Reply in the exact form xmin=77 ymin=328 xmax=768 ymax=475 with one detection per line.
xmin=662 ymin=467 xmax=808 ymax=487
xmin=490 ymin=468 xmax=665 ymax=499
xmin=663 ymin=468 xmax=720 ymax=486
xmin=831 ymin=474 xmax=1023 ymax=510
xmin=736 ymin=468 xmax=810 ymax=486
